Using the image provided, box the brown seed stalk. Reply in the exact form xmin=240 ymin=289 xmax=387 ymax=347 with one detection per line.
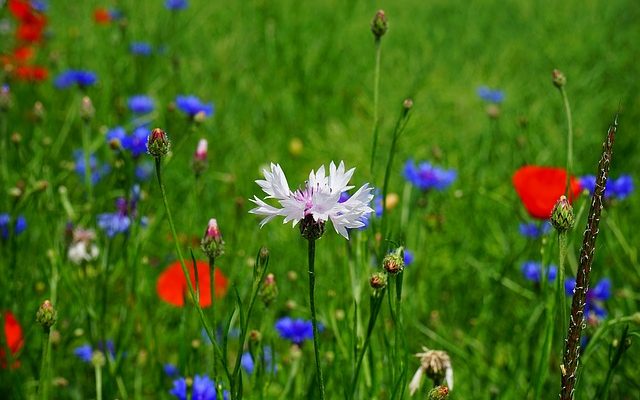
xmin=560 ymin=116 xmax=617 ymax=400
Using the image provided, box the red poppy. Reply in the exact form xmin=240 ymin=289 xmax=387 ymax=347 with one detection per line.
xmin=8 ymin=0 xmax=32 ymax=20
xmin=94 ymin=8 xmax=112 ymax=25
xmin=1 ymin=311 xmax=24 ymax=369
xmin=157 ymin=260 xmax=229 ymax=307
xmin=513 ymin=165 xmax=582 ymax=220
xmin=13 ymin=46 xmax=34 ymax=63
xmin=15 ymin=65 xmax=48 ymax=81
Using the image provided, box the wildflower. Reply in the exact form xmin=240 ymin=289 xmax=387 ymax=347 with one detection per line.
xmin=146 ymin=128 xmax=171 ymax=158
xmin=93 ymin=8 xmax=111 ymax=24
xmin=130 ymin=42 xmax=152 ymax=56
xmin=122 ymin=126 xmax=151 ymax=157
xmin=53 ymin=70 xmax=97 ymax=89
xmin=552 ymin=69 xmax=567 ymax=88
xmin=275 ymin=317 xmax=321 ymax=346
xmin=371 ymin=10 xmax=388 ymax=39
xmin=250 ymin=161 xmax=374 ymax=239
xmin=428 ymin=386 xmax=450 ymax=400
xmin=8 ymin=0 xmax=47 ymax=43
xmin=550 ymin=195 xmax=575 ymax=232
xmin=565 ymin=277 xmax=611 ymax=321
xmin=369 ymin=272 xmax=387 ymax=290
xmin=241 ymin=346 xmax=276 ymax=375
xmin=258 ymin=273 xmax=278 ymax=306
xmin=97 ymin=198 xmax=132 ymax=237
xmin=156 ymin=260 xmax=229 ymax=307
xmin=580 ymin=174 xmax=634 ymax=200
xmin=383 ymin=251 xmax=404 ymax=275
xmin=403 ymin=160 xmax=456 ymax=191
xmin=165 ymin=0 xmax=188 ymax=10
xmin=67 ymin=227 xmax=99 ymax=264
xmin=35 ymin=300 xmax=57 ymax=330
xmin=404 ymin=249 xmax=414 ymax=266
xmin=169 ymin=374 xmax=228 ymax=400
xmin=1 ymin=311 xmax=24 ymax=368
xmin=409 ymin=347 xmax=453 ymax=396
xmin=477 ymin=86 xmax=505 ymax=103
xmin=175 ymin=95 xmax=214 ymax=118
xmin=521 ymin=261 xmax=557 ymax=283
xmin=127 ymin=95 xmax=155 ymax=114
xmin=518 ymin=221 xmax=551 ymax=239
xmin=73 ymin=344 xmax=93 ymax=363
xmin=193 ymin=138 xmax=208 ymax=175
xmin=30 ymin=1 xmax=47 ymax=12
xmin=512 ymin=166 xmax=581 ymax=220
xmin=163 ymin=363 xmax=178 ymax=377
xmin=0 ymin=214 xmax=27 ymax=240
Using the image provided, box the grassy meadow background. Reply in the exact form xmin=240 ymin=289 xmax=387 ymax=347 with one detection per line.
xmin=1 ymin=0 xmax=639 ymax=398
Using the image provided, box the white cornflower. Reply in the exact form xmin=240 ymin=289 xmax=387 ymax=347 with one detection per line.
xmin=249 ymin=161 xmax=374 ymax=239
xmin=409 ymin=347 xmax=453 ymax=396
xmin=67 ymin=228 xmax=100 ymax=265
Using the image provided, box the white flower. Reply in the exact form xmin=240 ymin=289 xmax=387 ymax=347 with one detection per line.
xmin=409 ymin=347 xmax=453 ymax=396
xmin=249 ymin=161 xmax=374 ymax=239
xmin=68 ymin=241 xmax=100 ymax=265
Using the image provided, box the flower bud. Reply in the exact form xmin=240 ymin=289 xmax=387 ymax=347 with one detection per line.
xmin=259 ymin=273 xmax=278 ymax=306
xmin=201 ymin=218 xmax=225 ymax=258
xmin=552 ymin=69 xmax=566 ymax=88
xmin=249 ymin=329 xmax=262 ymax=342
xmin=36 ymin=300 xmax=57 ymax=331
xmin=370 ymin=272 xmax=387 ymax=289
xmin=550 ymin=195 xmax=575 ymax=232
xmin=383 ymin=252 xmax=404 ymax=275
xmin=91 ymin=350 xmax=106 ymax=367
xmin=371 ymin=10 xmax=388 ymax=40
xmin=428 ymin=386 xmax=450 ymax=400
xmin=80 ymin=96 xmax=95 ymax=121
xmin=300 ymin=214 xmax=325 ymax=241
xmin=146 ymin=128 xmax=171 ymax=158
xmin=403 ymin=98 xmax=414 ymax=110
xmin=193 ymin=138 xmax=208 ymax=176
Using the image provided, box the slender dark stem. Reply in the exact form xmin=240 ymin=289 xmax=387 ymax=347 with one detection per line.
xmin=209 ymin=255 xmax=221 ymax=400
xmin=560 ymin=116 xmax=616 ymax=400
xmin=350 ymin=292 xmax=385 ymax=399
xmin=38 ymin=328 xmax=51 ymax=400
xmin=307 ymin=239 xmax=325 ymax=399
xmin=559 ymin=87 xmax=574 ymax=194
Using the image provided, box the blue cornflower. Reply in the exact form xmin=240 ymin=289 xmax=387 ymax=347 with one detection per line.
xmin=73 ymin=150 xmax=110 ymax=184
xmin=580 ymin=174 xmax=634 ymax=200
xmin=30 ymin=0 xmax=48 ymax=12
xmin=166 ymin=0 xmax=188 ymax=10
xmin=565 ymin=277 xmax=611 ymax=320
xmin=127 ymin=95 xmax=155 ymax=114
xmin=403 ymin=160 xmax=456 ymax=191
xmin=521 ymin=261 xmax=557 ymax=283
xmin=0 ymin=214 xmax=27 ymax=240
xmin=175 ymin=95 xmax=214 ymax=118
xmin=275 ymin=317 xmax=321 ymax=345
xmin=169 ymin=374 xmax=228 ymax=400
xmin=121 ymin=127 xmax=150 ymax=157
xmin=97 ymin=198 xmax=131 ymax=237
xmin=403 ymin=249 xmax=414 ymax=266
xmin=163 ymin=363 xmax=179 ymax=377
xmin=130 ymin=42 xmax=153 ymax=56
xmin=241 ymin=346 xmax=276 ymax=375
xmin=54 ymin=70 xmax=98 ymax=89
xmin=477 ymin=86 xmax=505 ymax=103
xmin=73 ymin=344 xmax=93 ymax=363
xmin=518 ymin=221 xmax=552 ymax=239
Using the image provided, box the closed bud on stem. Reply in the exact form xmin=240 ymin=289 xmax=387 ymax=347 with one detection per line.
xmin=370 ymin=271 xmax=387 ymax=290
xmin=551 ymin=195 xmax=575 ymax=232
xmin=428 ymin=386 xmax=450 ymax=400
xmin=146 ymin=128 xmax=171 ymax=158
xmin=552 ymin=69 xmax=567 ymax=88
xmin=91 ymin=350 xmax=106 ymax=368
xmin=371 ymin=10 xmax=388 ymax=40
xmin=259 ymin=273 xmax=278 ymax=306
xmin=403 ymin=98 xmax=414 ymax=111
xmin=383 ymin=248 xmax=405 ymax=275
xmin=201 ymin=218 xmax=225 ymax=258
xmin=193 ymin=138 xmax=208 ymax=176
xmin=36 ymin=300 xmax=57 ymax=331
xmin=80 ymin=96 xmax=95 ymax=121
xmin=254 ymin=246 xmax=270 ymax=281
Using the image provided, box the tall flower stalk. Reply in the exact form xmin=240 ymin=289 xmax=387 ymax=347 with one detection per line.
xmin=369 ymin=10 xmax=388 ymax=174
xmin=250 ymin=161 xmax=374 ymax=399
xmin=559 ymin=116 xmax=617 ymax=400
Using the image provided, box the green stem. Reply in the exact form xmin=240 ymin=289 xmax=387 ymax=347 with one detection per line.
xmin=307 ymin=239 xmax=325 ymax=399
xmin=38 ymin=329 xmax=51 ymax=400
xmin=557 ymin=232 xmax=568 ymax=337
xmin=559 ymin=87 xmax=573 ymax=194
xmin=209 ymin=255 xmax=221 ymax=400
xmin=95 ymin=363 xmax=103 ymax=400
xmin=350 ymin=292 xmax=385 ymax=399
xmin=81 ymin=120 xmax=93 ymax=205
xmin=369 ymin=39 xmax=382 ymax=175
xmin=153 ymin=157 xmax=230 ymax=383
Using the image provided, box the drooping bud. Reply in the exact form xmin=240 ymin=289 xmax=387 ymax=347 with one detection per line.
xmin=201 ymin=218 xmax=225 ymax=258
xmin=371 ymin=10 xmax=388 ymax=40
xmin=259 ymin=273 xmax=279 ymax=306
xmin=193 ymin=138 xmax=208 ymax=176
xmin=428 ymin=386 xmax=450 ymax=400
xmin=80 ymin=96 xmax=95 ymax=121
xmin=146 ymin=128 xmax=171 ymax=158
xmin=550 ymin=195 xmax=575 ymax=232
xmin=383 ymin=251 xmax=404 ymax=275
xmin=552 ymin=69 xmax=567 ymax=88
xmin=36 ymin=300 xmax=57 ymax=331
xmin=300 ymin=214 xmax=325 ymax=241
xmin=416 ymin=347 xmax=453 ymax=389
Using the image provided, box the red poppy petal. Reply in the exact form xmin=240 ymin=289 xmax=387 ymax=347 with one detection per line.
xmin=157 ymin=261 xmax=228 ymax=308
xmin=513 ymin=166 xmax=582 ymax=220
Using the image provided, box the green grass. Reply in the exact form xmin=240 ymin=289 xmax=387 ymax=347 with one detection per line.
xmin=1 ymin=0 xmax=639 ymax=398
